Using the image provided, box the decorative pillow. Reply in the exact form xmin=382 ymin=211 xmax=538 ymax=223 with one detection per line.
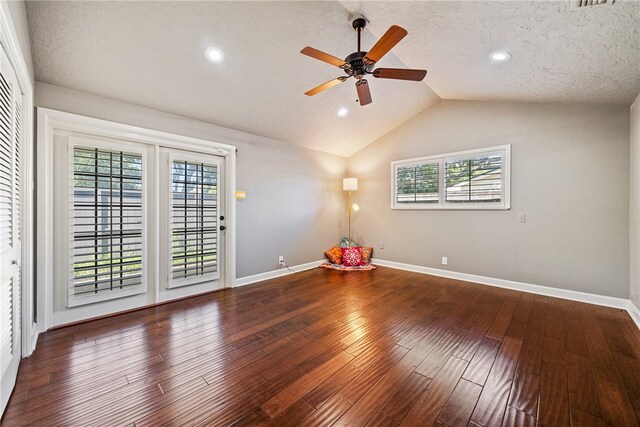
xmin=341 ymin=246 xmax=364 ymax=267
xmin=339 ymin=237 xmax=358 ymax=248
xmin=360 ymin=247 xmax=373 ymax=264
xmin=325 ymin=245 xmax=342 ymax=265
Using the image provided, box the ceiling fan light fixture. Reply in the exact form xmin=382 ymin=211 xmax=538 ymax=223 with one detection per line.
xmin=205 ymin=46 xmax=225 ymax=63
xmin=489 ymin=51 xmax=511 ymax=62
xmin=337 ymin=107 xmax=349 ymax=117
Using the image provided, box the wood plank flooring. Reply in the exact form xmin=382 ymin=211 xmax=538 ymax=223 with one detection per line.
xmin=2 ymin=266 xmax=640 ymax=426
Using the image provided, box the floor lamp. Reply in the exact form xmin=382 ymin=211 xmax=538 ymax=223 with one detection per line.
xmin=343 ymin=178 xmax=359 ymax=247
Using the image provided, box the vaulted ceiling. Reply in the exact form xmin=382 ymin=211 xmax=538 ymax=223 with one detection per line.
xmin=26 ymin=1 xmax=640 ymax=157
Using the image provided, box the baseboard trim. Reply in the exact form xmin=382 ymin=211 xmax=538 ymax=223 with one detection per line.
xmin=29 ymin=328 xmax=38 ymax=356
xmin=372 ymin=258 xmax=639 ymax=328
xmin=234 ymin=260 xmax=325 ymax=287
xmin=627 ymin=301 xmax=640 ymax=329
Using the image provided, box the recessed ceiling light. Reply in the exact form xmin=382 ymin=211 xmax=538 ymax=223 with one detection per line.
xmin=489 ymin=51 xmax=511 ymax=62
xmin=205 ymin=46 xmax=225 ymax=63
xmin=337 ymin=107 xmax=349 ymax=117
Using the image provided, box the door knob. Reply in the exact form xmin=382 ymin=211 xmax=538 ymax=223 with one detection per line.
xmin=220 ymin=225 xmax=226 ymax=231
xmin=11 ymin=259 xmax=19 ymax=267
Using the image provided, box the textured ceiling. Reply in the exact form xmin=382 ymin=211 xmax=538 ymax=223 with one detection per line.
xmin=25 ymin=1 xmax=439 ymax=157
xmin=26 ymin=1 xmax=640 ymax=157
xmin=343 ymin=0 xmax=640 ymax=106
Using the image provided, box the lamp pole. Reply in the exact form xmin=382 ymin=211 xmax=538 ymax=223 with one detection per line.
xmin=348 ymin=190 xmax=353 ymax=247
xmin=343 ymin=178 xmax=358 ymax=248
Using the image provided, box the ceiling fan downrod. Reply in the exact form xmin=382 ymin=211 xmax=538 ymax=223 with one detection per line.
xmin=352 ymin=17 xmax=367 ymax=53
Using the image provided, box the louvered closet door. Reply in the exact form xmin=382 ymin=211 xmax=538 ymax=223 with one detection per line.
xmin=161 ymin=149 xmax=224 ymax=298
xmin=0 ymin=46 xmax=23 ymax=415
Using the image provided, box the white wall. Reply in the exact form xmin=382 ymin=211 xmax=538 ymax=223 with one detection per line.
xmin=348 ymin=100 xmax=630 ymax=298
xmin=631 ymin=93 xmax=640 ymax=309
xmin=35 ymin=82 xmax=347 ymax=279
xmin=32 ymin=88 xmax=635 ymax=301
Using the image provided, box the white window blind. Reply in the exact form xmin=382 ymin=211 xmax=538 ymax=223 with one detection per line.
xmin=170 ymin=159 xmax=219 ymax=287
xmin=70 ymin=146 xmax=145 ymax=304
xmin=391 ymin=145 xmax=510 ymax=210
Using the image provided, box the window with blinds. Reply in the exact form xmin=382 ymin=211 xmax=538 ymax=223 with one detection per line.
xmin=392 ymin=145 xmax=510 ymax=210
xmin=396 ymin=162 xmax=439 ymax=204
xmin=445 ymin=155 xmax=502 ymax=203
xmin=71 ymin=147 xmax=145 ymax=303
xmin=170 ymin=159 xmax=219 ymax=286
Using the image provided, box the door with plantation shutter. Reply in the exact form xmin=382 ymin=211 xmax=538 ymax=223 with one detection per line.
xmin=67 ymin=140 xmax=147 ymax=307
xmin=159 ymin=149 xmax=224 ymax=299
xmin=0 ymin=46 xmax=23 ymax=414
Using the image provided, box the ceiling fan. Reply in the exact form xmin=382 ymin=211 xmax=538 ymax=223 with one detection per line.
xmin=301 ymin=16 xmax=427 ymax=106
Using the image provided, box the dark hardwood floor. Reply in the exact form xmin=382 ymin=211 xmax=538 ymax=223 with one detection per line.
xmin=2 ymin=266 xmax=640 ymax=426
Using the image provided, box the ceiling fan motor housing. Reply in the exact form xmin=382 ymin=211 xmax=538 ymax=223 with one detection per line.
xmin=344 ymin=51 xmax=373 ymax=79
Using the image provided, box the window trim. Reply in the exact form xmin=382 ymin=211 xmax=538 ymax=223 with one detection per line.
xmin=66 ymin=136 xmax=149 ymax=308
xmin=390 ymin=144 xmax=511 ymax=210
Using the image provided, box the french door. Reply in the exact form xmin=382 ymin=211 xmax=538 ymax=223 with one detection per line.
xmin=158 ymin=149 xmax=225 ymax=301
xmin=51 ymin=138 xmax=226 ymax=325
xmin=0 ymin=46 xmax=23 ymax=414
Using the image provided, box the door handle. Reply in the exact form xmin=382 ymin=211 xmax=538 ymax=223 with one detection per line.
xmin=11 ymin=259 xmax=20 ymax=267
xmin=219 ymin=225 xmax=226 ymax=231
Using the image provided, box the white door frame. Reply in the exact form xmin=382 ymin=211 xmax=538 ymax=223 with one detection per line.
xmin=0 ymin=2 xmax=36 ymax=357
xmin=36 ymin=108 xmax=237 ymax=331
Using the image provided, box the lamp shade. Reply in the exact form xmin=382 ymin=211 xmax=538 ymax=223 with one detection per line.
xmin=343 ymin=178 xmax=358 ymax=191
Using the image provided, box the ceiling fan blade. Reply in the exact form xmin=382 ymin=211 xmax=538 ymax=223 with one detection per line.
xmin=356 ymin=79 xmax=372 ymax=106
xmin=364 ymin=25 xmax=407 ymax=65
xmin=304 ymin=77 xmax=347 ymax=96
xmin=373 ymin=68 xmax=427 ymax=81
xmin=301 ymin=47 xmax=350 ymax=69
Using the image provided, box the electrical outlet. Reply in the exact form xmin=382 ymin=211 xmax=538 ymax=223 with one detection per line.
xmin=518 ymin=213 xmax=526 ymax=223
xmin=278 ymin=256 xmax=284 ymax=266
xmin=442 ymin=256 xmax=448 ymax=266
xmin=380 ymin=242 xmax=384 ymax=249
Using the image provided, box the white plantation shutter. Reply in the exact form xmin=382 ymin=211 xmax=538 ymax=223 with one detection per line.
xmin=395 ymin=162 xmax=439 ymax=204
xmin=392 ymin=145 xmax=510 ymax=210
xmin=69 ymin=145 xmax=146 ymax=306
xmin=169 ymin=156 xmax=220 ymax=288
xmin=445 ymin=154 xmax=503 ymax=203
